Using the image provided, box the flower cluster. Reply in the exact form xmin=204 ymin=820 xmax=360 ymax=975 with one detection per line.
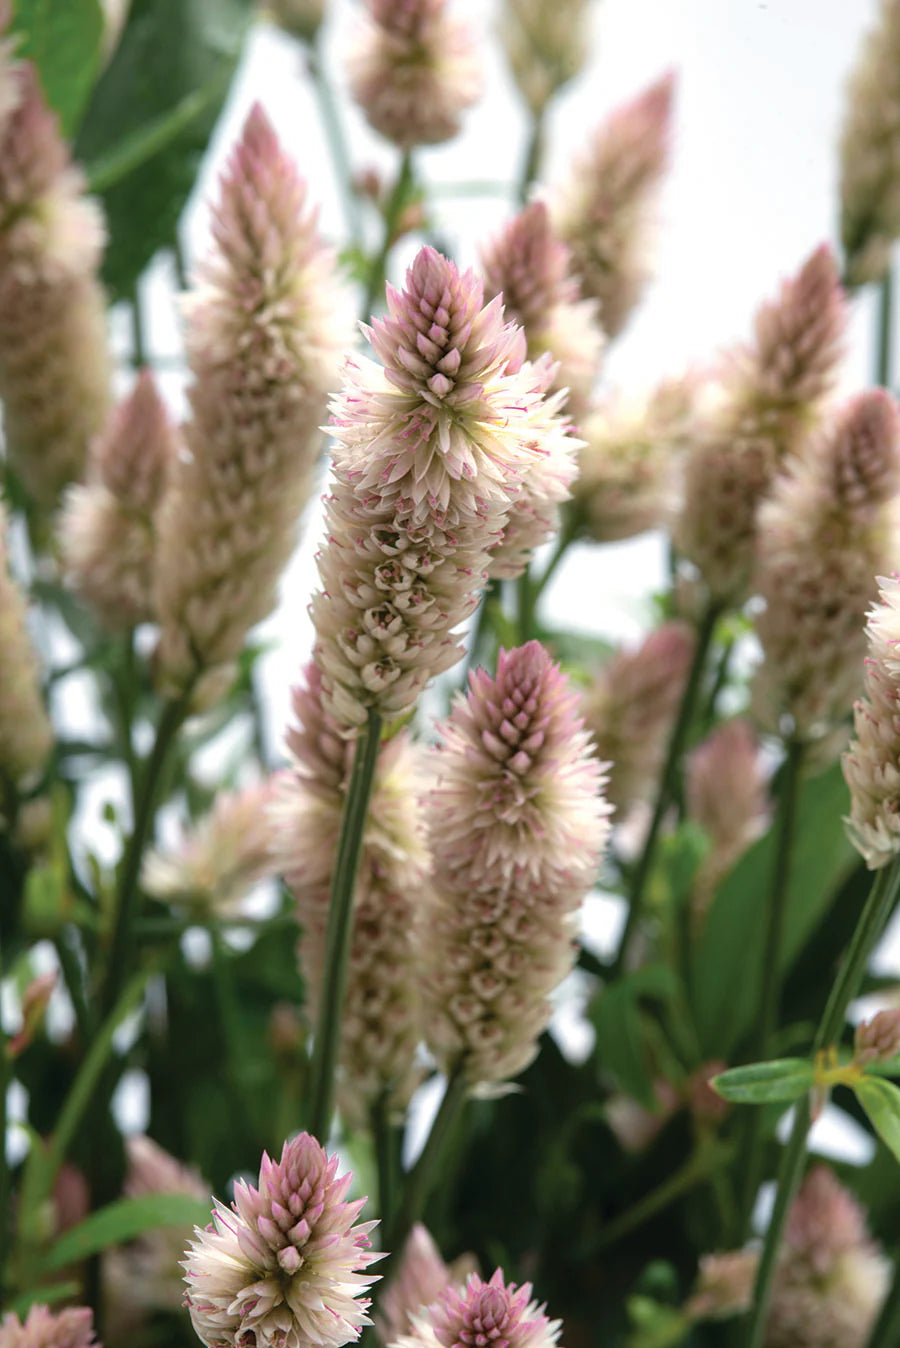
xmin=0 ymin=61 xmax=111 ymax=505
xmin=60 ymin=370 xmax=177 ymax=630
xmin=843 ymin=575 xmax=900 ymax=868
xmin=581 ymin=622 xmax=694 ymax=816
xmin=420 ymin=642 xmax=609 ymax=1085
xmin=155 ymin=104 xmax=350 ymax=700
xmin=376 ymin=1225 xmax=476 ymax=1345
xmin=183 ymin=1133 xmax=381 ymax=1348
xmin=396 ymin=1270 xmax=561 ymax=1348
xmin=677 ymin=244 xmax=847 ymax=601
xmin=273 ymin=663 xmax=428 ymax=1125
xmin=552 ymin=73 xmax=675 ymax=338
xmin=348 ymin=0 xmax=481 ymax=149
xmin=753 ymin=389 xmax=900 ymax=741
xmin=0 ymin=506 xmax=52 ymax=796
xmin=312 ymin=246 xmax=570 ymax=727
xmin=840 ymin=0 xmax=900 ymax=286
xmin=481 ymin=201 xmax=602 ymax=416
xmin=0 ymin=1306 xmax=97 ymax=1348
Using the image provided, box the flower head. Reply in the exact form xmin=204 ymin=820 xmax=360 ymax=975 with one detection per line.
xmin=500 ymin=0 xmax=591 ymax=117
xmin=398 ymin=1271 xmax=561 ymax=1348
xmin=155 ymin=104 xmax=350 ymax=700
xmin=552 ymin=73 xmax=675 ymax=338
xmin=843 ymin=575 xmax=900 ymax=868
xmin=377 ymin=1226 xmax=476 ymax=1346
xmin=183 ymin=1134 xmax=381 ymax=1348
xmin=348 ymin=0 xmax=481 ymax=149
xmin=420 ymin=642 xmax=610 ymax=1084
xmin=0 ymin=505 xmax=52 ymax=791
xmin=0 ymin=1306 xmax=97 ymax=1348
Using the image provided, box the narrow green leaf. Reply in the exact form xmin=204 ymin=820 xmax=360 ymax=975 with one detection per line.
xmin=38 ymin=1193 xmax=211 ymax=1273
xmin=11 ymin=0 xmax=104 ymax=135
xmin=85 ymin=84 xmax=215 ymax=193
xmin=711 ymin=1058 xmax=815 ymax=1105
xmin=9 ymin=1282 xmax=81 ymax=1318
xmin=863 ymin=1054 xmax=900 ymax=1079
xmin=857 ymin=1077 xmax=900 ymax=1165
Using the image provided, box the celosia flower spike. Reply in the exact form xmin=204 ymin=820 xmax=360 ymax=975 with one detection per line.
xmin=500 ymin=0 xmax=591 ymax=118
xmin=183 ymin=1133 xmax=382 ymax=1348
xmin=0 ymin=505 xmax=52 ymax=792
xmin=840 ymin=0 xmax=900 ymax=286
xmin=396 ymin=1270 xmax=562 ymax=1348
xmin=843 ymin=575 xmax=900 ymax=868
xmin=313 ymin=246 xmax=571 ymax=727
xmin=155 ymin=103 xmax=350 ymax=701
xmin=677 ymin=244 xmax=848 ymax=602
xmin=552 ymin=72 xmax=675 ymax=338
xmin=480 ymin=201 xmax=603 ymax=416
xmin=348 ymin=0 xmax=481 ymax=149
xmin=753 ymin=388 xmax=900 ymax=741
xmin=0 ymin=63 xmax=111 ymax=505
xmin=60 ymin=369 xmax=178 ymax=630
xmin=376 ymin=1225 xmax=477 ymax=1346
xmin=0 ymin=1305 xmax=97 ymax=1348
xmin=272 ymin=663 xmax=428 ymax=1126
xmin=420 ymin=642 xmax=610 ymax=1085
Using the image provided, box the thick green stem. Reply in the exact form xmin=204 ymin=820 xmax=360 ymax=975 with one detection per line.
xmin=308 ymin=710 xmax=383 ymax=1140
xmin=307 ymin=42 xmax=363 ymax=248
xmin=594 ymin=1144 xmax=723 ymax=1252
xmin=102 ymin=696 xmax=186 ymax=1016
xmin=739 ymin=739 xmax=805 ymax=1233
xmin=518 ymin=114 xmax=545 ymax=204
xmin=372 ymin=1090 xmax=397 ymax=1230
xmin=362 ymin=153 xmax=413 ymax=321
xmin=877 ymin=264 xmax=894 ymax=389
xmin=516 ymin=569 xmax=534 ymax=645
xmin=388 ymin=1064 xmax=468 ymax=1257
xmin=745 ymin=858 xmax=900 ymax=1348
xmin=613 ymin=603 xmax=720 ymax=977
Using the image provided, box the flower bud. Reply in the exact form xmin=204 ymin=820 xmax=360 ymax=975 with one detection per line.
xmin=499 ymin=0 xmax=590 ymax=117
xmin=855 ymin=1008 xmax=900 ymax=1064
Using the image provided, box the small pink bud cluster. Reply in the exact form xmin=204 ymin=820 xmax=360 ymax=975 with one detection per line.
xmin=840 ymin=0 xmax=900 ymax=286
xmin=581 ymin=622 xmax=695 ymax=816
xmin=500 ymin=0 xmax=591 ymax=117
xmin=347 ymin=0 xmax=481 ymax=149
xmin=396 ymin=1270 xmax=561 ymax=1348
xmin=312 ymin=246 xmax=571 ymax=727
xmin=0 ymin=62 xmax=111 ymax=505
xmin=0 ymin=506 xmax=52 ymax=794
xmin=572 ymin=376 xmax=698 ymax=543
xmin=0 ymin=1306 xmax=97 ymax=1348
xmin=855 ymin=1008 xmax=900 ymax=1064
xmin=686 ymin=719 xmax=769 ymax=922
xmin=677 ymin=245 xmax=847 ymax=601
xmin=376 ymin=1225 xmax=477 ymax=1345
xmin=481 ymin=201 xmax=602 ymax=416
xmin=843 ymin=576 xmax=900 ymax=868
xmin=420 ymin=642 xmax=610 ymax=1085
xmin=60 ymin=370 xmax=177 ymax=629
xmin=273 ymin=664 xmax=428 ymax=1126
xmin=142 ymin=781 xmax=279 ymax=920
xmin=688 ymin=1168 xmax=888 ymax=1348
xmin=183 ymin=1134 xmax=382 ymax=1348
xmin=552 ymin=73 xmax=675 ymax=339
xmin=155 ymin=105 xmax=350 ymax=701
xmin=753 ymin=389 xmax=900 ymax=741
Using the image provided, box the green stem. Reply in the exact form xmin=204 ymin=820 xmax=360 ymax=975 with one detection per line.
xmin=745 ymin=858 xmax=900 ymax=1348
xmin=518 ymin=113 xmax=545 ymax=204
xmin=612 ymin=603 xmax=720 ymax=977
xmin=388 ymin=1064 xmax=468 ymax=1256
xmin=531 ymin=517 xmax=577 ymax=606
xmin=130 ymin=288 xmax=145 ymax=369
xmin=867 ymin=1252 xmax=900 ymax=1348
xmin=102 ymin=696 xmax=187 ymax=1017
xmin=362 ymin=153 xmax=414 ymax=321
xmin=594 ymin=1144 xmax=723 ymax=1252
xmin=54 ymin=927 xmax=95 ymax=1044
xmin=308 ymin=710 xmax=383 ymax=1140
xmin=110 ymin=629 xmax=138 ymax=811
xmin=877 ymin=264 xmax=894 ymax=389
xmin=372 ymin=1090 xmax=397 ymax=1230
xmin=307 ymin=41 xmax=363 ymax=248
xmin=516 ymin=569 xmax=534 ymax=645
xmin=739 ymin=738 xmax=804 ymax=1234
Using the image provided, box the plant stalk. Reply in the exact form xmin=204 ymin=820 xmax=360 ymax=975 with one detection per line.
xmin=518 ymin=113 xmax=545 ymax=204
xmin=388 ymin=1063 xmax=468 ymax=1257
xmin=594 ymin=1144 xmax=723 ymax=1252
xmin=372 ymin=1090 xmax=397 ymax=1231
xmin=613 ymin=602 xmax=720 ymax=976
xmin=362 ymin=153 xmax=413 ymax=321
xmin=745 ymin=857 xmax=900 ymax=1348
xmin=308 ymin=709 xmax=383 ymax=1139
xmin=877 ymin=263 xmax=894 ymax=390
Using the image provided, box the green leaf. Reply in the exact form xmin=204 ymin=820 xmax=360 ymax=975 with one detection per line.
xmin=856 ymin=1077 xmax=900 ymax=1165
xmin=864 ymin=1054 xmax=900 ymax=1078
xmin=591 ymin=964 xmax=678 ymax=1110
xmin=691 ymin=761 xmax=858 ymax=1057
xmin=73 ymin=0 xmax=254 ymax=301
xmin=11 ymin=0 xmax=104 ymax=136
xmin=9 ymin=1282 xmax=81 ymax=1318
xmin=38 ymin=1192 xmax=211 ymax=1272
xmin=711 ymin=1058 xmax=815 ymax=1105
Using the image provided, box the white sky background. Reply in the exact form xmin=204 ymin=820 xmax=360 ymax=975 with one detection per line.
xmin=157 ymin=0 xmax=883 ymax=749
